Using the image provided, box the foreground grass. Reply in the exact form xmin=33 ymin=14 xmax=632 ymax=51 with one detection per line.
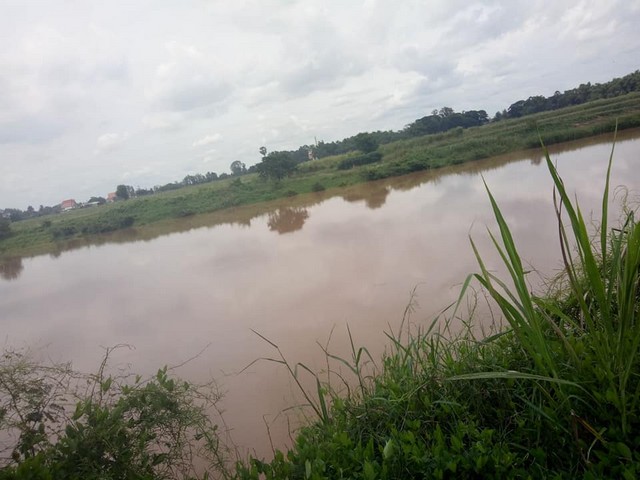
xmin=234 ymin=138 xmax=640 ymax=479
xmin=2 ymin=93 xmax=640 ymax=260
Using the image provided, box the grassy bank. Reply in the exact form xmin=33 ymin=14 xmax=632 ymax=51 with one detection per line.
xmin=233 ymin=140 xmax=640 ymax=479
xmin=2 ymin=93 xmax=640 ymax=260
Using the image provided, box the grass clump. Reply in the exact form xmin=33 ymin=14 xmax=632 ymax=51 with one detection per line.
xmin=235 ymin=134 xmax=640 ymax=479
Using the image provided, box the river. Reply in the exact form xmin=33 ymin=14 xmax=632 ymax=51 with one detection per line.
xmin=1 ymin=129 xmax=639 ymax=459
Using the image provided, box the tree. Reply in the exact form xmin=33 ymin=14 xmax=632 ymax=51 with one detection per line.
xmin=438 ymin=106 xmax=454 ymax=118
xmin=256 ymin=152 xmax=297 ymax=181
xmin=230 ymin=160 xmax=246 ymax=176
xmin=88 ymin=196 xmax=106 ymax=205
xmin=259 ymin=146 xmax=267 ymax=157
xmin=115 ymin=185 xmax=129 ymax=200
xmin=353 ymin=132 xmax=379 ymax=154
xmin=0 ymin=217 xmax=11 ymax=240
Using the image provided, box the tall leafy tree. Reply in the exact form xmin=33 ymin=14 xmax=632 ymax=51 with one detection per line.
xmin=115 ymin=185 xmax=129 ymax=200
xmin=230 ymin=160 xmax=247 ymax=176
xmin=256 ymin=152 xmax=296 ymax=181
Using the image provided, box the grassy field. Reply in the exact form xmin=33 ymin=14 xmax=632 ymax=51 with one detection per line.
xmin=2 ymin=92 xmax=640 ymax=259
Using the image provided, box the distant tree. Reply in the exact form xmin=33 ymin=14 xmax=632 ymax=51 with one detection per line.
xmin=0 ymin=217 xmax=11 ymax=240
xmin=259 ymin=146 xmax=267 ymax=157
xmin=230 ymin=161 xmax=247 ymax=176
xmin=353 ymin=133 xmax=379 ymax=154
xmin=438 ymin=106 xmax=454 ymax=118
xmin=115 ymin=185 xmax=129 ymax=200
xmin=88 ymin=196 xmax=106 ymax=204
xmin=6 ymin=209 xmax=24 ymax=222
xmin=256 ymin=152 xmax=297 ymax=181
xmin=183 ymin=174 xmax=206 ymax=186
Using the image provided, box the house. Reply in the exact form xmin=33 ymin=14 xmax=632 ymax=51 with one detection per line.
xmin=107 ymin=192 xmax=118 ymax=203
xmin=60 ymin=199 xmax=78 ymax=211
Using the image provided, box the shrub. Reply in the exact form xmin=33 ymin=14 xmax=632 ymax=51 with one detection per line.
xmin=0 ymin=348 xmax=230 ymax=479
xmin=337 ymin=152 xmax=383 ymax=170
xmin=0 ymin=218 xmax=12 ymax=240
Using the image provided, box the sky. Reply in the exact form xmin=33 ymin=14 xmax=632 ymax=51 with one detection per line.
xmin=0 ymin=0 xmax=639 ymax=209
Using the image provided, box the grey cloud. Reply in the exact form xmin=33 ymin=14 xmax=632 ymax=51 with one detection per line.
xmin=44 ymin=60 xmax=129 ymax=87
xmin=0 ymin=116 xmax=65 ymax=145
xmin=281 ymin=54 xmax=367 ymax=97
xmin=155 ymin=81 xmax=231 ymax=113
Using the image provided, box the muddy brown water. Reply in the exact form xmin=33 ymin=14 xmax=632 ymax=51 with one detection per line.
xmin=1 ymin=129 xmax=639 ymax=460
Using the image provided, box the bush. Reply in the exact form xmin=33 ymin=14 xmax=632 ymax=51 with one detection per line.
xmin=0 ymin=218 xmax=12 ymax=240
xmin=337 ymin=152 xmax=383 ymax=170
xmin=0 ymin=348 xmax=230 ymax=479
xmin=311 ymin=182 xmax=326 ymax=192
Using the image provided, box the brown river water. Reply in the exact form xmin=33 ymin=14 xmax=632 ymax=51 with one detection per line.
xmin=1 ymin=129 xmax=640 ymax=460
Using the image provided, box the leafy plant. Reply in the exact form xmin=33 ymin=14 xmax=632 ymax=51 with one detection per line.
xmin=0 ymin=347 xmax=232 ymax=479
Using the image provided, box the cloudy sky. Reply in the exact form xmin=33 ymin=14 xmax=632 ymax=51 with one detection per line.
xmin=1 ymin=0 xmax=639 ymax=209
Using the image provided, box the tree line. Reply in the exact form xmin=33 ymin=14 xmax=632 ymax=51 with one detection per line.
xmin=495 ymin=70 xmax=640 ymax=120
xmin=266 ymin=70 xmax=640 ymax=160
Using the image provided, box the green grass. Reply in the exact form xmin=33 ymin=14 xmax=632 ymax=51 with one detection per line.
xmin=233 ymin=134 xmax=640 ymax=479
xmin=2 ymin=93 xmax=640 ymax=260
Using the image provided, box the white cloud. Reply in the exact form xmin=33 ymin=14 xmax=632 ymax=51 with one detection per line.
xmin=95 ymin=132 xmax=128 ymax=154
xmin=192 ymin=133 xmax=222 ymax=148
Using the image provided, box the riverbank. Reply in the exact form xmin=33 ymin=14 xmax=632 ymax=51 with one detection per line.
xmin=2 ymin=93 xmax=640 ymax=260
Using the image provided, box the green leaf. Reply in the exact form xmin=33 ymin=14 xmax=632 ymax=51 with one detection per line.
xmin=305 ymin=459 xmax=312 ymax=479
xmin=383 ymin=439 xmax=395 ymax=460
xmin=101 ymin=377 xmax=112 ymax=393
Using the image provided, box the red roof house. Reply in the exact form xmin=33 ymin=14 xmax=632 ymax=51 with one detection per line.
xmin=60 ymin=199 xmax=78 ymax=211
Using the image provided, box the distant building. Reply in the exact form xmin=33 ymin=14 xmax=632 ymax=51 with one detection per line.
xmin=107 ymin=192 xmax=118 ymax=203
xmin=60 ymin=199 xmax=78 ymax=211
